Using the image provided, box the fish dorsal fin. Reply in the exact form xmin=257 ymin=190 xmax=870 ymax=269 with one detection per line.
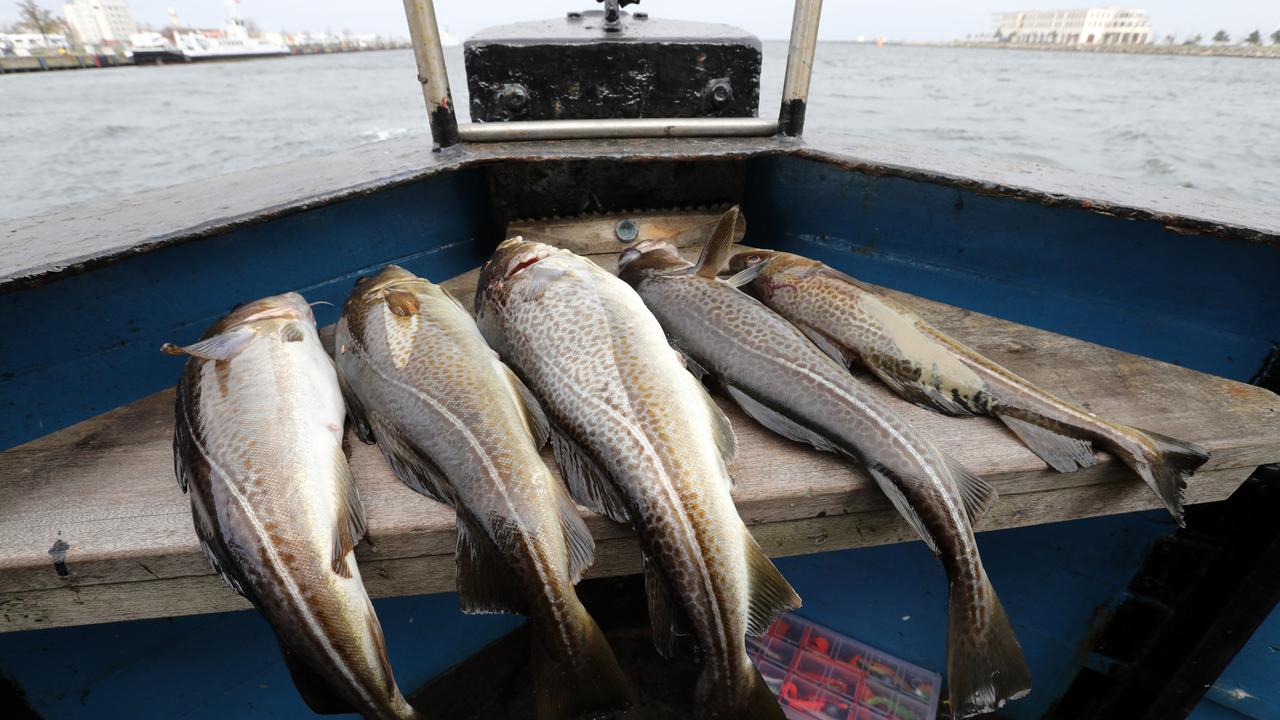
xmin=744 ymin=532 xmax=802 ymax=636
xmin=278 ymin=642 xmax=359 ymax=715
xmin=865 ymin=463 xmax=940 ymax=555
xmin=942 ymin=452 xmax=999 ymax=524
xmin=500 ymin=363 xmax=550 ymax=447
xmin=456 ymin=514 xmax=528 ymax=614
xmin=549 ymin=428 xmax=632 ymax=524
xmin=556 ymin=485 xmax=596 ymax=583
xmin=368 ymin=412 xmax=454 ymax=506
xmin=330 ymin=447 xmax=367 ymax=578
xmin=998 ymin=414 xmax=1097 ymax=474
xmin=695 ymin=206 xmax=742 ymax=279
xmin=723 ymin=257 xmax=772 ymax=289
xmin=384 ymin=289 xmax=420 ymax=317
xmin=643 ymin=553 xmax=685 ymax=658
xmin=722 ymin=384 xmax=839 ymax=456
xmin=161 ymin=327 xmax=256 ymax=361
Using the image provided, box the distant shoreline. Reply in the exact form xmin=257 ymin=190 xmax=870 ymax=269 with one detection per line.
xmin=906 ymin=41 xmax=1280 ymax=60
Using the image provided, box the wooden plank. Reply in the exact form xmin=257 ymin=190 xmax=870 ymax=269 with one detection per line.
xmin=0 ymin=466 xmax=1244 ymax=633
xmin=0 ymin=249 xmax=1276 ymax=632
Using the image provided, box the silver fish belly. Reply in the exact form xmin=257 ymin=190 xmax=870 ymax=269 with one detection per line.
xmin=334 ymin=265 xmax=629 ymax=720
xmin=475 ymin=239 xmax=799 ymax=720
xmin=168 ymin=292 xmax=418 ymax=720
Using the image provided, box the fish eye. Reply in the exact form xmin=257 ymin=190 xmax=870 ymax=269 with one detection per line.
xmin=748 ymin=255 xmax=762 ymax=264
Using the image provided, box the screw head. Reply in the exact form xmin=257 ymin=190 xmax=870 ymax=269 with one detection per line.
xmin=615 ymin=219 xmax=639 ymax=243
xmin=497 ymin=83 xmax=529 ymax=113
xmin=706 ymin=79 xmax=734 ymax=109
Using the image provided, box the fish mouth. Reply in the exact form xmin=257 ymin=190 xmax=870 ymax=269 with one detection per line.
xmin=214 ymin=292 xmax=313 ymax=333
xmin=352 ymin=265 xmax=420 ymax=299
xmin=618 ymin=239 xmax=679 ymax=270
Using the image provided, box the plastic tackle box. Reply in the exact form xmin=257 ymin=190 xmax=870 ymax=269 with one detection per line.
xmin=748 ymin=613 xmax=942 ymax=720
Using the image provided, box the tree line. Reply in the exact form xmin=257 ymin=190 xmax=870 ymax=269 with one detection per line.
xmin=1164 ymin=29 xmax=1280 ymax=46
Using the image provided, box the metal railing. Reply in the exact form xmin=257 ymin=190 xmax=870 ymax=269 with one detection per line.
xmin=402 ymin=0 xmax=824 ymax=148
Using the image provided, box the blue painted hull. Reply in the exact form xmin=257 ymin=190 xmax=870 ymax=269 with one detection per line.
xmin=2 ymin=146 xmax=1275 ymax=718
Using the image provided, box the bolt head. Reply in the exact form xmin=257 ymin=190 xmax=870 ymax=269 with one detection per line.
xmin=615 ymin=219 xmax=640 ymax=243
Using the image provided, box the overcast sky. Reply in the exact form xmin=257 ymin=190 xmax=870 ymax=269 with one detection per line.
xmin=23 ymin=1 xmax=1280 ymax=41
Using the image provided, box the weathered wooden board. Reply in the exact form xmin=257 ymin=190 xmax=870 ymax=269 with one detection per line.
xmin=1 ymin=249 xmax=1276 ymax=633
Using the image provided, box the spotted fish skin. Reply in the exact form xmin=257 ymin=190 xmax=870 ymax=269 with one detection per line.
xmin=620 ymin=224 xmax=1028 ymax=719
xmin=334 ymin=266 xmax=629 ymax=720
xmin=726 ymin=249 xmax=1209 ymax=526
xmin=168 ymin=293 xmax=420 ymax=720
xmin=475 ymin=239 xmax=799 ymax=720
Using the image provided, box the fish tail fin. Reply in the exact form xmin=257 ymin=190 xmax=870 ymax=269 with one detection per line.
xmin=744 ymin=531 xmax=802 ymax=636
xmin=695 ymin=662 xmax=787 ymax=720
xmin=1121 ymin=426 xmax=1210 ymax=527
xmin=532 ymin=610 xmax=631 ymax=720
xmin=946 ymin=571 xmax=1031 ymax=719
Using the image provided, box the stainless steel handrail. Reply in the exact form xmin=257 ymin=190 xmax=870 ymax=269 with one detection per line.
xmin=402 ymin=0 xmax=824 ymax=147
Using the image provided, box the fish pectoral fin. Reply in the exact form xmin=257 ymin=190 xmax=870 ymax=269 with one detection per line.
xmin=670 ymin=341 xmax=708 ymax=381
xmin=456 ymin=515 xmax=528 ymax=615
xmin=943 ymin=452 xmax=999 ymax=524
xmin=277 ymin=641 xmax=360 ymax=715
xmin=384 ymin=289 xmax=421 ymax=317
xmin=369 ymin=414 xmax=454 ymax=505
xmin=161 ymin=327 xmax=255 ymax=361
xmin=279 ymin=322 xmax=305 ymax=343
xmin=643 ymin=553 xmax=684 ymax=658
xmin=556 ymin=487 xmax=596 ymax=583
xmin=331 ymin=447 xmax=368 ymax=578
xmin=866 ymin=464 xmax=941 ymax=555
xmin=520 ymin=264 xmax=567 ymax=302
xmin=871 ymin=365 xmax=980 ymax=417
xmin=500 ymin=363 xmax=550 ymax=447
xmin=795 ymin=323 xmax=858 ymax=369
xmin=694 ymin=374 xmax=738 ymax=470
xmin=998 ymin=414 xmax=1097 ymax=473
xmin=175 ymin=406 xmax=259 ymax=603
xmin=695 ymin=206 xmax=742 ymax=279
xmin=191 ymin=493 xmax=257 ymax=603
xmin=722 ymin=258 xmax=771 ymax=289
xmin=723 ymin=384 xmax=839 ymax=455
xmin=744 ymin=531 xmax=802 ymax=636
xmin=549 ymin=429 xmax=632 ymax=524
xmin=336 ymin=368 xmax=375 ymax=445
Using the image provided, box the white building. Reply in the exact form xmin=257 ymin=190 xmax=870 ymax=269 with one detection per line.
xmin=64 ymin=0 xmax=138 ymax=45
xmin=0 ymin=32 xmax=71 ymax=56
xmin=991 ymin=8 xmax=1152 ymax=45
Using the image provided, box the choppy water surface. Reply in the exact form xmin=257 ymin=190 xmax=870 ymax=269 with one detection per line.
xmin=2 ymin=43 xmax=1277 ymax=219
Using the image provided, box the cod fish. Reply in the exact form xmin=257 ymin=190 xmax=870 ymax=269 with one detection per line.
xmin=725 ymin=248 xmax=1210 ymax=525
xmin=475 ymin=238 xmax=801 ymax=720
xmin=334 ymin=266 xmax=630 ymax=720
xmin=619 ymin=209 xmax=1030 ymax=719
xmin=163 ymin=293 xmax=420 ymax=720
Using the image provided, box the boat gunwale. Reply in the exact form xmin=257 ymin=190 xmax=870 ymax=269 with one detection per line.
xmin=3 ymin=133 xmax=1278 ymax=294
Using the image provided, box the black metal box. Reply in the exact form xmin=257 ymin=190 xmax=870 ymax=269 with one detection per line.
xmin=464 ymin=10 xmax=761 ymax=122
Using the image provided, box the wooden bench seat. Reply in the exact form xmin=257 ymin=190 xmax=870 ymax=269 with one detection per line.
xmin=2 ymin=247 xmax=1276 ymax=633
